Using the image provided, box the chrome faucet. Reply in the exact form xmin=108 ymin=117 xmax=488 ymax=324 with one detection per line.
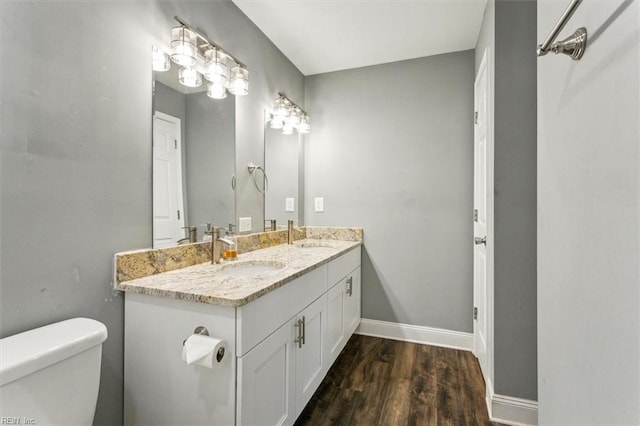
xmin=287 ymin=220 xmax=295 ymax=245
xmin=178 ymin=226 xmax=197 ymax=245
xmin=211 ymin=227 xmax=235 ymax=264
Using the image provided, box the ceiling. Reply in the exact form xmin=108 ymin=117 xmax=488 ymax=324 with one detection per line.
xmin=232 ymin=0 xmax=487 ymax=76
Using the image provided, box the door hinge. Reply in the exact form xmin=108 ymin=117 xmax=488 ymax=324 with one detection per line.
xmin=174 ymin=139 xmax=177 ymax=149
xmin=474 ymin=307 xmax=478 ymax=320
xmin=473 ymin=209 xmax=478 ymax=222
xmin=474 ymin=111 xmax=478 ymax=124
xmin=177 ymin=210 xmax=180 ymax=220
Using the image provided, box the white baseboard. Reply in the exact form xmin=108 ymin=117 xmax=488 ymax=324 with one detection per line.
xmin=486 ymin=380 xmax=538 ymax=426
xmin=355 ymin=318 xmax=473 ymax=351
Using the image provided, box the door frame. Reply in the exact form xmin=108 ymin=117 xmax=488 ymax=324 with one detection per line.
xmin=473 ymin=47 xmax=495 ymax=398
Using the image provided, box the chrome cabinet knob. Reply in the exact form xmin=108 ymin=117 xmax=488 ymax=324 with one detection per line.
xmin=474 ymin=236 xmax=487 ymax=245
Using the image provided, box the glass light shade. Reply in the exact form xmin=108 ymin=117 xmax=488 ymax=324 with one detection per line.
xmin=204 ymin=49 xmax=228 ymax=85
xmin=274 ymin=98 xmax=290 ymax=118
xmin=287 ymin=108 xmax=301 ymax=126
xmin=207 ymin=82 xmax=227 ymax=99
xmin=228 ymin=66 xmax=249 ymax=96
xmin=282 ymin=124 xmax=295 ymax=135
xmin=270 ymin=116 xmax=285 ymax=129
xmin=297 ymin=115 xmax=310 ymax=134
xmin=152 ymin=46 xmax=170 ymax=72
xmin=170 ymin=26 xmax=198 ymax=67
xmin=179 ymin=67 xmax=202 ymax=88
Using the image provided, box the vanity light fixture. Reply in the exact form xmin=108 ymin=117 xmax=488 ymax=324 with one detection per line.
xmin=161 ymin=16 xmax=249 ymax=98
xmin=269 ymin=93 xmax=310 ymax=135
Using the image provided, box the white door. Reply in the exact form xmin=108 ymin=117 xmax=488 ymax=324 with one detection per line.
xmin=294 ymin=295 xmax=326 ymax=417
xmin=237 ymin=320 xmax=296 ymax=426
xmin=153 ymin=112 xmax=184 ymax=248
xmin=473 ymin=49 xmax=490 ymax=380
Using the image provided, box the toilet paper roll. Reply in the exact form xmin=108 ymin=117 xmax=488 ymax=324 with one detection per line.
xmin=181 ymin=334 xmax=226 ymax=369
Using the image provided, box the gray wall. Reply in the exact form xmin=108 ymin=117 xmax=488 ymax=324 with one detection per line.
xmin=538 ymin=0 xmax=640 ymax=423
xmin=0 ymin=1 xmax=303 ymax=424
xmin=305 ymin=51 xmax=475 ymax=332
xmin=474 ymin=0 xmax=538 ymax=401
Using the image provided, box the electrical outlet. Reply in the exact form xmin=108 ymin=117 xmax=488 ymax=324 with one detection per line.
xmin=238 ymin=217 xmax=252 ymax=232
xmin=285 ymin=197 xmax=295 ymax=212
xmin=314 ymin=197 xmax=324 ymax=213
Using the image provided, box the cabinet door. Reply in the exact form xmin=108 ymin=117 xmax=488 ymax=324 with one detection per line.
xmin=326 ymin=279 xmax=346 ymax=366
xmin=294 ymin=295 xmax=327 ymax=416
xmin=344 ymin=267 xmax=361 ymax=338
xmin=237 ymin=319 xmax=295 ymax=426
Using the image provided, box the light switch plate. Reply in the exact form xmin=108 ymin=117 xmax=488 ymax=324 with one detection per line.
xmin=285 ymin=197 xmax=295 ymax=212
xmin=314 ymin=197 xmax=324 ymax=213
xmin=239 ymin=217 xmax=252 ymax=232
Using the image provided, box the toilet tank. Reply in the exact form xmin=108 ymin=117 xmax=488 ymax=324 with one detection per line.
xmin=0 ymin=318 xmax=108 ymax=426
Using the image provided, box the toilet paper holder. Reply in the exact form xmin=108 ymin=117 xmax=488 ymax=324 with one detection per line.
xmin=182 ymin=326 xmax=225 ymax=362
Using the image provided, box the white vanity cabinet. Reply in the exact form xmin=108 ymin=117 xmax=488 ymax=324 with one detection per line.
xmin=123 ymin=245 xmax=361 ymax=426
xmin=237 ymin=294 xmax=327 ymax=426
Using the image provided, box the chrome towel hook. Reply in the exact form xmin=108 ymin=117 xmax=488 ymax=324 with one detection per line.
xmin=537 ymin=0 xmax=587 ymax=60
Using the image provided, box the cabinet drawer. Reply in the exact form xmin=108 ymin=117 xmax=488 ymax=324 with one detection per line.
xmin=327 ymin=246 xmax=361 ymax=286
xmin=236 ymin=265 xmax=328 ymax=356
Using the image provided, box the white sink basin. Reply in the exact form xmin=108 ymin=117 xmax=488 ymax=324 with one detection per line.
xmin=218 ymin=260 xmax=286 ymax=277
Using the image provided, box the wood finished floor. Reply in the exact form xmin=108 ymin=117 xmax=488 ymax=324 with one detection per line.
xmin=295 ymin=334 xmax=503 ymax=426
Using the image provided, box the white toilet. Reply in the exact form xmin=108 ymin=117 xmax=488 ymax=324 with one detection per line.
xmin=0 ymin=317 xmax=108 ymax=425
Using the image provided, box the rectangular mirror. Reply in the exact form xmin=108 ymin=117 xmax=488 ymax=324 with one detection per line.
xmin=152 ymin=63 xmax=236 ymax=248
xmin=264 ymin=112 xmax=302 ymax=230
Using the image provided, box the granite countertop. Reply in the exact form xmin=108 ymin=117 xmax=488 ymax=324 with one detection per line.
xmin=116 ymin=239 xmax=361 ymax=307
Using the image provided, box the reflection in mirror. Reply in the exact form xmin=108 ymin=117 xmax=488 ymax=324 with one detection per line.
xmin=264 ymin=112 xmax=301 ymax=230
xmin=152 ymin=64 xmax=236 ymax=248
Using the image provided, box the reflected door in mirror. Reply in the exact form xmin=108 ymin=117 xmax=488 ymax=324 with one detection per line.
xmin=153 ymin=112 xmax=185 ymax=248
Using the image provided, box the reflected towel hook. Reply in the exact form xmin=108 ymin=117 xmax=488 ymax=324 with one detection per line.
xmin=247 ymin=162 xmax=269 ymax=194
xmin=537 ymin=0 xmax=587 ymax=60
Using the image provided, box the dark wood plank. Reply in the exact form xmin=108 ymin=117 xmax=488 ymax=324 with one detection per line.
xmin=379 ymin=378 xmax=412 ymax=424
xmin=407 ymin=343 xmax=438 ymax=425
xmin=435 ymin=346 xmax=464 ymax=426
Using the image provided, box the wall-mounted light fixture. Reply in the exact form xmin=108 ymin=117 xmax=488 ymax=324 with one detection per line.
xmin=154 ymin=16 xmax=249 ymax=100
xmin=269 ymin=93 xmax=310 ymax=135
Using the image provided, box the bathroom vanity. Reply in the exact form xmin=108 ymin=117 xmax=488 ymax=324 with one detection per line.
xmin=117 ymin=229 xmax=361 ymax=426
